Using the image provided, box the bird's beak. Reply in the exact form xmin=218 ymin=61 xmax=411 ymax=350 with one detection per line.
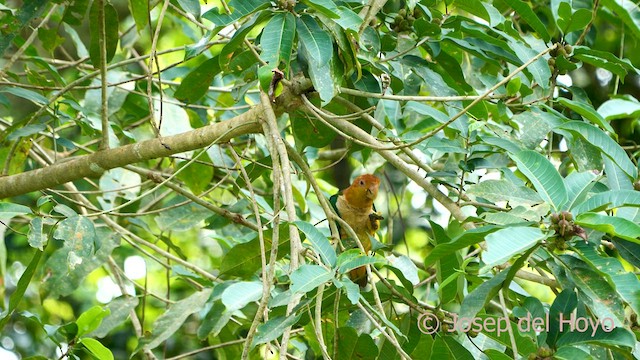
xmin=366 ymin=187 xmax=376 ymax=199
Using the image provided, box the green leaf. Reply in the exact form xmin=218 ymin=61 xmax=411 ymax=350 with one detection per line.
xmin=27 ymin=218 xmax=46 ymax=251
xmin=546 ymin=288 xmax=578 ymax=347
xmin=512 ymin=109 xmax=555 ymax=149
xmin=573 ymin=46 xmax=638 ymax=81
xmin=467 ymin=179 xmax=543 ymax=205
xmin=431 ymin=335 xmax=474 ymax=359
xmin=221 ymin=281 xmax=263 ymax=311
xmin=302 ymin=0 xmax=340 ymax=18
xmin=219 ymin=12 xmax=270 ymax=71
xmin=574 ymin=242 xmax=640 ymax=318
xmin=553 ymin=346 xmax=590 ymax=359
xmin=128 ymin=0 xmax=148 ymax=31
xmin=453 ymin=0 xmax=492 ymax=25
xmin=563 ymin=8 xmax=592 ymax=34
xmin=292 ymin=114 xmax=337 ymax=149
xmin=176 ymin=0 xmax=200 ymax=18
xmin=559 ymin=121 xmax=637 ymax=179
xmin=290 ymin=264 xmax=333 ymax=294
xmin=0 ymin=250 xmax=42 ymax=329
xmin=0 ymin=202 xmax=32 ymax=218
xmin=509 ymin=40 xmax=551 ymax=90
xmin=296 ymin=14 xmax=333 ymax=66
xmin=220 ymin=227 xmax=290 ymax=277
xmin=559 ymin=256 xmax=626 ymax=327
xmin=333 ymin=6 xmax=363 ymax=31
xmin=62 ymin=0 xmax=89 ymax=26
xmin=77 ymin=306 xmax=110 ymax=337
xmin=203 ymin=0 xmax=270 ymax=27
xmin=572 ymin=190 xmax=640 ymax=215
xmin=43 ymin=228 xmax=120 ymax=298
xmin=175 ymin=158 xmax=214 ymax=195
xmin=558 ymin=98 xmax=615 ymax=133
xmin=386 ymin=254 xmax=419 ymax=285
xmin=295 ymin=221 xmax=336 ymax=267
xmin=336 ymin=250 xmax=384 ymax=274
xmin=260 ymin=13 xmax=296 ymax=69
xmin=198 ymin=301 xmax=231 ymax=338
xmin=6 ymin=124 xmax=46 ymax=141
xmin=89 ymin=296 xmax=139 ymax=338
xmin=424 ymin=226 xmax=501 ymax=267
xmin=0 ymin=0 xmax=48 ymax=57
xmin=89 ymin=1 xmax=119 ymax=66
xmin=251 ymin=313 xmax=301 ymax=347
xmin=612 ymin=238 xmax=640 ymax=269
xmin=138 ymin=289 xmax=212 ymax=351
xmin=0 ymin=87 xmax=48 ymax=105
xmin=460 ymin=245 xmax=536 ymax=321
xmin=575 ymin=213 xmax=640 ymax=243
xmin=506 ymin=76 xmax=521 ymax=96
xmin=309 ymin=57 xmax=336 ymax=105
xmin=155 ymin=202 xmax=211 ymax=232
xmin=458 ymin=269 xmax=510 ymax=321
xmin=601 ymin=0 xmax=640 ymax=40
xmin=556 ymin=327 xmax=635 ymax=349
xmin=336 ymin=327 xmax=378 ymax=359
xmin=334 ymin=278 xmax=360 ymax=304
xmin=499 ymin=0 xmax=550 ymax=41
xmin=53 ymin=215 xmax=96 ymax=267
xmin=511 ymin=150 xmax=568 ymax=210
xmin=482 ymin=227 xmax=545 ymax=268
xmin=79 ymin=338 xmax=114 ymax=360
xmin=562 ymin=171 xmax=597 ymax=211
xmin=174 ymin=56 xmax=221 ymax=103
xmin=597 ymin=98 xmax=640 ymax=121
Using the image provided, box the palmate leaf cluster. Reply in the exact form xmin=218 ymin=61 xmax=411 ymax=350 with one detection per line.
xmin=0 ymin=0 xmax=639 ymax=359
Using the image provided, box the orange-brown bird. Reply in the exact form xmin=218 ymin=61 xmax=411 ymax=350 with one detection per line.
xmin=330 ymin=174 xmax=383 ymax=286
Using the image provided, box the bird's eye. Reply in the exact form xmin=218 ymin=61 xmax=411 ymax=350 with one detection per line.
xmin=359 ymin=180 xmax=365 ymax=186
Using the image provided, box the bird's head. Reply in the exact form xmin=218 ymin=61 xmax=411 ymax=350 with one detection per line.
xmin=344 ymin=174 xmax=380 ymax=208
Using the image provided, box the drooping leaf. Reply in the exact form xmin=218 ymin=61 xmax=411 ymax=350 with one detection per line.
xmin=89 ymin=296 xmax=139 ymax=338
xmin=203 ymin=0 xmax=270 ymax=27
xmin=498 ymin=0 xmax=550 ymax=41
xmin=128 ymin=0 xmax=148 ymax=31
xmin=137 ymin=289 xmax=212 ymax=351
xmin=296 ymin=14 xmax=333 ymax=66
xmin=601 ymin=0 xmax=640 ymax=40
xmin=511 ymin=150 xmax=568 ymax=210
xmin=260 ymin=13 xmax=296 ymax=69
xmin=424 ymin=226 xmax=502 ymax=267
xmin=597 ymin=98 xmax=640 ymax=121
xmin=290 ymin=264 xmax=333 ymax=294
xmin=559 ymin=121 xmax=637 ymax=179
xmin=563 ymin=171 xmax=597 ymax=211
xmin=89 ymin=1 xmax=119 ymax=66
xmin=0 ymin=250 xmax=42 ymax=328
xmin=76 ymin=306 xmax=110 ymax=337
xmin=295 ymin=221 xmax=336 ymax=267
xmin=251 ymin=313 xmax=301 ymax=347
xmin=482 ymin=227 xmax=545 ymax=269
xmin=79 ymin=338 xmax=114 ymax=360
xmin=221 ymin=281 xmax=262 ymax=311
xmin=558 ymin=98 xmax=615 ymax=133
xmin=573 ymin=46 xmax=638 ymax=81
xmin=467 ymin=179 xmax=543 ymax=205
xmin=174 ymin=56 xmax=221 ymax=103
xmin=572 ymin=190 xmax=640 ymax=215
xmin=302 ymin=0 xmax=340 ymax=18
xmin=575 ymin=213 xmax=640 ymax=243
